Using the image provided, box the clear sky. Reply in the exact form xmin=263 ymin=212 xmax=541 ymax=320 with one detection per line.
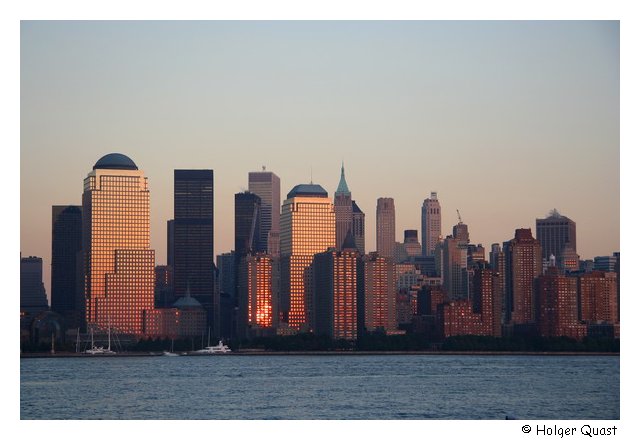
xmin=20 ymin=21 xmax=619 ymax=298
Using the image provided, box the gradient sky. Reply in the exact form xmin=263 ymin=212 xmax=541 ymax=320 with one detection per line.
xmin=20 ymin=21 xmax=619 ymax=298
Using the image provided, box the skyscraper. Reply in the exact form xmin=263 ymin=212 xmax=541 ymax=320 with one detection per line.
xmin=173 ymin=170 xmax=215 ymax=327
xmin=334 ymin=163 xmax=352 ymax=251
xmin=503 ymin=228 xmax=542 ymax=326
xmin=216 ymin=251 xmax=236 ymax=339
xmin=82 ymin=153 xmax=155 ymax=335
xmin=352 ymin=201 xmax=365 ymax=254
xmin=363 ymin=252 xmax=397 ymax=333
xmin=51 ymin=205 xmax=82 ymax=325
xmin=313 ymin=234 xmax=364 ymax=341
xmin=248 ymin=169 xmax=280 ymax=253
xmin=20 ymin=256 xmax=49 ymax=329
xmin=535 ymin=267 xmax=585 ymax=339
xmin=442 ymin=235 xmax=469 ymax=300
xmin=234 ymin=191 xmax=261 ymax=259
xmin=536 ymin=209 xmax=577 ymax=262
xmin=403 ymin=230 xmax=421 ymax=258
xmin=421 ymin=192 xmax=441 ymax=256
xmin=280 ymin=183 xmax=335 ymax=330
xmin=237 ymin=253 xmax=276 ymax=338
xmin=376 ymin=198 xmax=395 ymax=259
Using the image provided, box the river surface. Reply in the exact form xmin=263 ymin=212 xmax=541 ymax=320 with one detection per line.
xmin=20 ymin=354 xmax=619 ymax=420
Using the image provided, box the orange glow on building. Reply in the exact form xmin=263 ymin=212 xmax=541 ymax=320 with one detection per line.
xmin=238 ymin=253 xmax=275 ymax=336
xmin=364 ymin=252 xmax=397 ymax=332
xmin=82 ymin=154 xmax=155 ymax=335
xmin=280 ymin=184 xmax=335 ymax=330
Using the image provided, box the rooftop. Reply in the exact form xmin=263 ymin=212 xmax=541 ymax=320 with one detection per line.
xmin=287 ymin=183 xmax=328 ymax=199
xmin=93 ymin=153 xmax=138 ymax=170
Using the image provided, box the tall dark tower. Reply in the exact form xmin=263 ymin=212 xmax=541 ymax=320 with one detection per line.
xmin=173 ymin=170 xmax=215 ymax=327
xmin=234 ymin=192 xmax=261 ymax=259
xmin=536 ymin=209 xmax=577 ymax=262
xmin=248 ymin=169 xmax=280 ymax=254
xmin=51 ymin=205 xmax=82 ymax=327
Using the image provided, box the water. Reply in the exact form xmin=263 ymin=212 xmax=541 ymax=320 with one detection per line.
xmin=20 ymin=354 xmax=619 ymax=420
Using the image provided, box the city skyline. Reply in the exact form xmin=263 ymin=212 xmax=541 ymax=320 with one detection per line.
xmin=20 ymin=21 xmax=619 ymax=299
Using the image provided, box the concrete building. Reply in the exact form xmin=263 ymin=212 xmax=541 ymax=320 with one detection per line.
xmin=82 ymin=153 xmax=155 ymax=335
xmin=248 ymin=169 xmax=281 ymax=254
xmin=376 ymin=198 xmax=395 ymax=259
xmin=535 ymin=267 xmax=586 ymax=339
xmin=403 ymin=230 xmax=422 ymax=258
xmin=363 ymin=252 xmax=397 ymax=333
xmin=578 ymin=271 xmax=618 ymax=324
xmin=421 ymin=192 xmax=441 ymax=257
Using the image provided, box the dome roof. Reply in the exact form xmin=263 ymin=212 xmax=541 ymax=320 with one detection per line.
xmin=287 ymin=183 xmax=328 ymax=199
xmin=93 ymin=153 xmax=138 ymax=170
xmin=172 ymin=295 xmax=204 ymax=309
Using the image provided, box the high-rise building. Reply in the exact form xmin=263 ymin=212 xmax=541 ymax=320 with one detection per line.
xmin=442 ymin=235 xmax=469 ymax=301
xmin=51 ymin=205 xmax=82 ymax=326
xmin=173 ymin=169 xmax=215 ymax=328
xmin=536 ymin=209 xmax=577 ymax=262
xmin=403 ymin=230 xmax=422 ymax=258
xmin=352 ymin=201 xmax=365 ymax=254
xmin=376 ymin=198 xmax=395 ymax=259
xmin=248 ymin=169 xmax=280 ymax=253
xmin=20 ymin=256 xmax=49 ymax=328
xmin=334 ymin=163 xmax=352 ymax=252
xmin=421 ymin=192 xmax=441 ymax=256
xmin=234 ymin=192 xmax=261 ymax=259
xmin=237 ymin=253 xmax=276 ymax=338
xmin=489 ymin=243 xmax=506 ymax=329
xmin=312 ymin=234 xmax=364 ymax=341
xmin=280 ymin=183 xmax=335 ymax=330
xmin=363 ymin=252 xmax=397 ymax=333
xmin=594 ymin=254 xmax=618 ymax=272
xmin=216 ymin=252 xmax=236 ymax=339
xmin=503 ymin=228 xmax=542 ymax=326
xmin=578 ymin=271 xmax=618 ymax=324
xmin=82 ymin=153 xmax=155 ymax=335
xmin=166 ymin=219 xmax=174 ymax=267
xmin=535 ymin=267 xmax=586 ymax=339
xmin=154 ymin=265 xmax=174 ymax=308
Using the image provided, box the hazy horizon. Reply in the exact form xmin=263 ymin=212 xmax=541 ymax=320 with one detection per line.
xmin=20 ymin=21 xmax=620 ymax=299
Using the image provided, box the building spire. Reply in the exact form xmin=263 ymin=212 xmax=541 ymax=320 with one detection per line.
xmin=336 ymin=162 xmax=351 ymax=196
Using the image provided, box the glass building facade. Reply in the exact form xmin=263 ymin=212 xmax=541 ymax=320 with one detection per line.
xmin=51 ymin=205 xmax=82 ymax=325
xmin=82 ymin=153 xmax=155 ymax=335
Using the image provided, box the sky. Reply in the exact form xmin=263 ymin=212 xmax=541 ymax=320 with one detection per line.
xmin=20 ymin=21 xmax=620 ymax=298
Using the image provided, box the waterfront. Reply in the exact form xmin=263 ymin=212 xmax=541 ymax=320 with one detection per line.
xmin=21 ymin=354 xmax=619 ymax=420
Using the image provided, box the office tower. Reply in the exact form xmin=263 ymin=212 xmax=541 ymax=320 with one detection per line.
xmin=535 ymin=267 xmax=585 ymax=339
xmin=280 ymin=183 xmax=335 ymax=330
xmin=20 ymin=256 xmax=49 ymax=328
xmin=467 ymin=244 xmax=486 ymax=266
xmin=248 ymin=169 xmax=281 ymax=253
xmin=578 ymin=271 xmax=618 ymax=324
xmin=352 ymin=201 xmax=365 ymax=254
xmin=363 ymin=252 xmax=397 ymax=332
xmin=237 ymin=253 xmax=276 ymax=338
xmin=503 ymin=228 xmax=542 ymax=326
xmin=489 ymin=243 xmax=506 ymax=328
xmin=166 ymin=219 xmax=174 ymax=267
xmin=235 ymin=192 xmax=261 ymax=258
xmin=594 ymin=254 xmax=618 ymax=272
xmin=82 ymin=153 xmax=155 ymax=335
xmin=334 ymin=163 xmax=352 ymax=251
xmin=442 ymin=235 xmax=469 ymax=301
xmin=421 ymin=192 xmax=441 ymax=256
xmin=51 ymin=205 xmax=82 ymax=325
xmin=453 ymin=221 xmax=470 ymax=244
xmin=472 ymin=262 xmax=501 ymax=337
xmin=313 ymin=234 xmax=364 ymax=340
xmin=216 ymin=252 xmax=236 ymax=338
xmin=173 ymin=169 xmax=215 ymax=328
xmin=536 ymin=209 xmax=577 ymax=261
xmin=403 ymin=230 xmax=422 ymax=258
xmin=376 ymin=198 xmax=395 ymax=258
xmin=559 ymin=244 xmax=580 ymax=272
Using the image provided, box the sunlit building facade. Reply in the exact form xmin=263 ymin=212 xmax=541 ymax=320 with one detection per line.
xmin=280 ymin=184 xmax=335 ymax=330
xmin=376 ymin=197 xmax=395 ymax=259
xmin=313 ymin=236 xmax=363 ymax=341
xmin=363 ymin=252 xmax=397 ymax=332
xmin=421 ymin=192 xmax=441 ymax=257
xmin=334 ymin=163 xmax=353 ymax=251
xmin=82 ymin=153 xmax=155 ymax=335
xmin=238 ymin=253 xmax=275 ymax=338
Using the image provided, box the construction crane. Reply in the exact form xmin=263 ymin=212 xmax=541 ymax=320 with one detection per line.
xmin=456 ymin=209 xmax=463 ymax=224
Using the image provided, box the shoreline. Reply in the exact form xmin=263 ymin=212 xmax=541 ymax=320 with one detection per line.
xmin=20 ymin=350 xmax=620 ymax=358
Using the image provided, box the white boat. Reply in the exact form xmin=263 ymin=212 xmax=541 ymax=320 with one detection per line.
xmin=84 ymin=326 xmax=116 ymax=355
xmin=195 ymin=340 xmax=231 ymax=354
xmin=162 ymin=351 xmax=180 ymax=356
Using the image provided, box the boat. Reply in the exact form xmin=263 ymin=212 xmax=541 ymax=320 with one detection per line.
xmin=84 ymin=326 xmax=116 ymax=355
xmin=194 ymin=340 xmax=232 ymax=354
xmin=163 ymin=339 xmax=180 ymax=356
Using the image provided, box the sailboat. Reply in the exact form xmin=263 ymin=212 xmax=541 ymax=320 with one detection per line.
xmin=163 ymin=339 xmax=180 ymax=356
xmin=84 ymin=326 xmax=116 ymax=355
